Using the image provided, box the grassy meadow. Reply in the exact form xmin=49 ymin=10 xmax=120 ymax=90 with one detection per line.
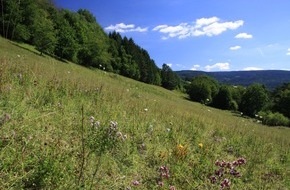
xmin=1 ymin=36 xmax=290 ymax=189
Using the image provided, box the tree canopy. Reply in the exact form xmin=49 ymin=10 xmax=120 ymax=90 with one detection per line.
xmin=187 ymin=75 xmax=219 ymax=104
xmin=240 ymin=84 xmax=269 ymax=116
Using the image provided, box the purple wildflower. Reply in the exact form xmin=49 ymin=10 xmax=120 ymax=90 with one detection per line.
xmin=220 ymin=178 xmax=230 ymax=189
xmin=132 ymin=180 xmax=140 ymax=186
xmin=210 ymin=176 xmax=217 ymax=184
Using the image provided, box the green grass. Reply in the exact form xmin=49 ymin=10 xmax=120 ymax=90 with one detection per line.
xmin=1 ymin=36 xmax=290 ymax=189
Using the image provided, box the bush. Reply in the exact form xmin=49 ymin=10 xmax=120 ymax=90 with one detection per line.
xmin=258 ymin=111 xmax=290 ymax=127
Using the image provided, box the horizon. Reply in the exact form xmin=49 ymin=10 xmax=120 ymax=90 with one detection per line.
xmin=177 ymin=69 xmax=290 ymax=72
xmin=54 ymin=0 xmax=290 ymax=71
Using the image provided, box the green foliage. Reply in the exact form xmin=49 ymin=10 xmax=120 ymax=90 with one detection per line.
xmin=161 ymin=63 xmax=181 ymax=90
xmin=54 ymin=10 xmax=79 ymax=61
xmin=109 ymin=33 xmax=161 ymax=85
xmin=272 ymin=83 xmax=290 ymax=118
xmin=240 ymin=84 xmax=269 ymax=116
xmin=212 ymin=85 xmax=234 ymax=110
xmin=258 ymin=111 xmax=290 ymax=127
xmin=230 ymin=85 xmax=246 ymax=107
xmin=187 ymin=75 xmax=219 ymax=104
xmin=77 ymin=9 xmax=96 ymax=23
xmin=31 ymin=9 xmax=57 ymax=55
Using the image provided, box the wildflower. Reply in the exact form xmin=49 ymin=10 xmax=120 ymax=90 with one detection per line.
xmin=166 ymin=128 xmax=171 ymax=132
xmin=176 ymin=144 xmax=187 ymax=158
xmin=230 ymin=168 xmax=240 ymax=177
xmin=144 ymin=108 xmax=148 ymax=112
xmin=215 ymin=168 xmax=224 ymax=177
xmin=109 ymin=121 xmax=118 ymax=131
xmin=178 ymin=144 xmax=183 ymax=149
xmin=159 ymin=166 xmax=170 ymax=179
xmin=94 ymin=121 xmax=100 ymax=128
xmin=215 ymin=160 xmax=221 ymax=166
xmin=132 ymin=180 xmax=140 ymax=186
xmin=226 ymin=162 xmax=232 ymax=169
xmin=220 ymin=178 xmax=230 ymax=189
xmin=110 ymin=121 xmax=118 ymax=128
xmin=90 ymin=116 xmax=95 ymax=126
xmin=158 ymin=181 xmax=164 ymax=187
xmin=116 ymin=131 xmax=123 ymax=138
xmin=198 ymin=143 xmax=203 ymax=148
xmin=169 ymin=185 xmax=176 ymax=190
xmin=232 ymin=161 xmax=239 ymax=167
xmin=237 ymin=157 xmax=246 ymax=165
xmin=210 ymin=176 xmax=217 ymax=184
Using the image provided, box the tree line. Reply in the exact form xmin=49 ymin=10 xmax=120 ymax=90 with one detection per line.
xmin=0 ymin=0 xmax=182 ymax=88
xmin=186 ymin=75 xmax=290 ymax=127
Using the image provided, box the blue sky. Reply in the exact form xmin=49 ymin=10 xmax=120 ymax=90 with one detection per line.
xmin=54 ymin=0 xmax=290 ymax=71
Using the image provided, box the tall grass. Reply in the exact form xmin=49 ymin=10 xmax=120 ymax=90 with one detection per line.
xmin=0 ymin=37 xmax=290 ymax=189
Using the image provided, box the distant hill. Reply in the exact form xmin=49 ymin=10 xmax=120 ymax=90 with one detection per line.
xmin=176 ymin=70 xmax=290 ymax=90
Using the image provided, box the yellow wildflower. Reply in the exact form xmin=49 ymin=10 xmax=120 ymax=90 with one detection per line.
xmin=198 ymin=143 xmax=203 ymax=148
xmin=175 ymin=144 xmax=187 ymax=158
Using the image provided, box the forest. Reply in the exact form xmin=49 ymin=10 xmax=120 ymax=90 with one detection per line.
xmin=0 ymin=0 xmax=180 ymax=87
xmin=1 ymin=0 xmax=290 ymax=127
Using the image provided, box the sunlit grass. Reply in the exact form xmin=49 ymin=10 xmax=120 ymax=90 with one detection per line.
xmin=1 ymin=36 xmax=290 ymax=189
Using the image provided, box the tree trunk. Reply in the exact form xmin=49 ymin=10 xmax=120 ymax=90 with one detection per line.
xmin=11 ymin=0 xmax=21 ymax=40
xmin=1 ymin=0 xmax=5 ymax=37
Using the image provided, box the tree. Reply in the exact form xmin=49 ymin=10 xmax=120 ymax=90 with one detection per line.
xmin=77 ymin=9 xmax=96 ymax=23
xmin=1 ymin=0 xmax=5 ymax=37
xmin=230 ymin=85 xmax=246 ymax=109
xmin=54 ymin=11 xmax=78 ymax=61
xmin=272 ymin=83 xmax=290 ymax=118
xmin=187 ymin=75 xmax=219 ymax=104
xmin=212 ymin=85 xmax=234 ymax=110
xmin=240 ymin=84 xmax=269 ymax=116
xmin=0 ymin=0 xmax=22 ymax=39
xmin=161 ymin=64 xmax=180 ymax=90
xmin=31 ymin=9 xmax=56 ymax=55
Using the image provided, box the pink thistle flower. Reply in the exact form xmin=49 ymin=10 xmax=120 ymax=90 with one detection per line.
xmin=132 ymin=180 xmax=140 ymax=186
xmin=210 ymin=176 xmax=217 ymax=184
xmin=237 ymin=158 xmax=246 ymax=165
xmin=220 ymin=178 xmax=231 ymax=189
xmin=169 ymin=185 xmax=176 ymax=190
xmin=158 ymin=181 xmax=164 ymax=187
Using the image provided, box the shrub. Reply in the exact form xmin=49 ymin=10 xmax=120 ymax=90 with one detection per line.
xmin=258 ymin=111 xmax=290 ymax=127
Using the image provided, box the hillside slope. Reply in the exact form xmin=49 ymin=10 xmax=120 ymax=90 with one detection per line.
xmin=176 ymin=70 xmax=290 ymax=90
xmin=1 ymin=37 xmax=290 ymax=189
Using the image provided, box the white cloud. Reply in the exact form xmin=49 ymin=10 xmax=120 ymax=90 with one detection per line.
xmin=196 ymin=17 xmax=219 ymax=27
xmin=166 ymin=63 xmax=173 ymax=67
xmin=190 ymin=64 xmax=200 ymax=70
xmin=230 ymin=46 xmax=241 ymax=50
xmin=235 ymin=32 xmax=253 ymax=39
xmin=105 ymin=23 xmax=148 ymax=33
xmin=243 ymin=67 xmax=263 ymax=71
xmin=286 ymin=48 xmax=290 ymax=55
xmin=153 ymin=17 xmax=244 ymax=39
xmin=205 ymin=62 xmax=230 ymax=71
